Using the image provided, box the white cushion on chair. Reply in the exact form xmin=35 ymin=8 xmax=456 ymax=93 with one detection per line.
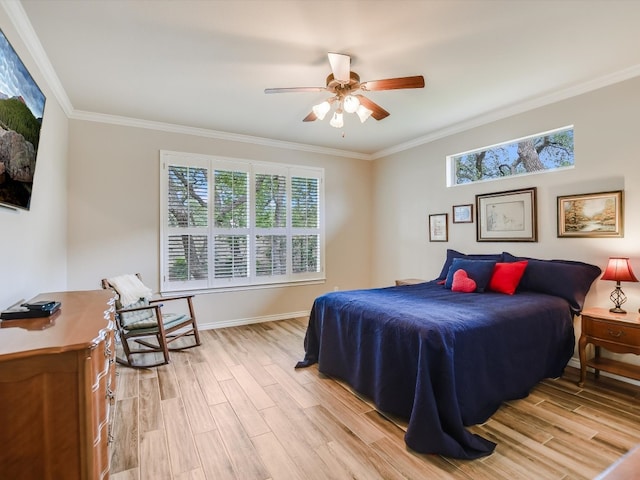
xmin=108 ymin=274 xmax=153 ymax=307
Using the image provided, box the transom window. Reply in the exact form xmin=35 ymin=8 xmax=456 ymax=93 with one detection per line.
xmin=447 ymin=126 xmax=574 ymax=186
xmin=160 ymin=151 xmax=324 ymax=292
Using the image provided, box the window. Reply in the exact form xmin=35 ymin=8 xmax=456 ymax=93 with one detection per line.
xmin=160 ymin=151 xmax=324 ymax=292
xmin=447 ymin=126 xmax=574 ymax=186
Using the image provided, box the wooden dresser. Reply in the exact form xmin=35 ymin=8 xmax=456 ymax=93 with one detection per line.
xmin=0 ymin=290 xmax=117 ymax=480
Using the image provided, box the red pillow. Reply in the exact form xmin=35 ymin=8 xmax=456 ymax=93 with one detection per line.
xmin=451 ymin=269 xmax=477 ymax=293
xmin=489 ymin=261 xmax=528 ymax=295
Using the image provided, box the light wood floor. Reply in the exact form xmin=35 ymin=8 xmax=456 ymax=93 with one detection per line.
xmin=109 ymin=317 xmax=640 ymax=480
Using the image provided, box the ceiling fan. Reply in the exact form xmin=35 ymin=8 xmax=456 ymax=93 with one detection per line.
xmin=264 ymin=52 xmax=425 ymax=128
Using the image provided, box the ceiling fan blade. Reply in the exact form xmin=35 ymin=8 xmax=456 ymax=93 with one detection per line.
xmin=264 ymin=86 xmax=326 ymax=94
xmin=360 ymin=75 xmax=425 ymax=91
xmin=355 ymin=95 xmax=390 ymax=121
xmin=328 ymin=52 xmax=351 ymax=84
xmin=303 ymin=111 xmax=317 ymax=122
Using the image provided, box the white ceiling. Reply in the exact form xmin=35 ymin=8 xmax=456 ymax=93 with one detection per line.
xmin=14 ymin=0 xmax=640 ymax=157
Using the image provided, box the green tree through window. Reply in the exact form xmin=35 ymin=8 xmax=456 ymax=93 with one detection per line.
xmin=450 ymin=126 xmax=574 ymax=185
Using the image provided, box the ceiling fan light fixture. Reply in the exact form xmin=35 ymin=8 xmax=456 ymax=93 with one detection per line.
xmin=356 ymin=104 xmax=373 ymax=123
xmin=329 ymin=110 xmax=344 ymax=128
xmin=266 ymin=52 xmax=425 ymax=127
xmin=342 ymin=95 xmax=360 ymax=113
xmin=312 ymin=101 xmax=331 ymax=120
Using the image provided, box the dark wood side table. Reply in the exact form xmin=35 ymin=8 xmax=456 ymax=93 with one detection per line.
xmin=578 ymin=307 xmax=640 ymax=387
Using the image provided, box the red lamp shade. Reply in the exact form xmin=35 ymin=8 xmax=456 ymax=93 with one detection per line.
xmin=601 ymin=257 xmax=639 ymax=283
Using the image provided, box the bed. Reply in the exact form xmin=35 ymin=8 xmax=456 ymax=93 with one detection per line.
xmin=295 ymin=250 xmax=601 ymax=459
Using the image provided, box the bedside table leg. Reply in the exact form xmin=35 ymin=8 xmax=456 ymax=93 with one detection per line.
xmin=593 ymin=345 xmax=600 ymax=379
xmin=578 ymin=334 xmax=587 ymax=387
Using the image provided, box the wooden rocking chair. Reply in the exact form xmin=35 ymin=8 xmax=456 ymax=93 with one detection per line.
xmin=101 ymin=274 xmax=201 ymax=368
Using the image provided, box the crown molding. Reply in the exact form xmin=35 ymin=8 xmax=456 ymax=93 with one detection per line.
xmin=0 ymin=0 xmax=74 ymax=116
xmin=1 ymin=0 xmax=370 ymax=161
xmin=372 ymin=64 xmax=640 ymax=159
xmin=69 ymin=110 xmax=371 ymax=160
xmin=4 ymin=0 xmax=640 ymax=162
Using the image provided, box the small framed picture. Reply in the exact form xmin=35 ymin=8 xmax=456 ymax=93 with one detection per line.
xmin=452 ymin=204 xmax=473 ymax=223
xmin=429 ymin=213 xmax=448 ymax=242
xmin=557 ymin=190 xmax=623 ymax=238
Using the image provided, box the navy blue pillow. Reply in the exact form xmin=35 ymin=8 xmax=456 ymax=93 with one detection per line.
xmin=444 ymin=258 xmax=498 ymax=292
xmin=502 ymin=252 xmax=601 ymax=313
xmin=437 ymin=249 xmax=503 ymax=281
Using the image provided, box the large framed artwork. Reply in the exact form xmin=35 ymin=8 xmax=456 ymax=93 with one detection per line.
xmin=476 ymin=187 xmax=537 ymax=242
xmin=0 ymin=28 xmax=46 ymax=211
xmin=557 ymin=190 xmax=623 ymax=238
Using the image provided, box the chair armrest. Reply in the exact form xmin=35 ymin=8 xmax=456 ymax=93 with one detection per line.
xmin=149 ymin=294 xmax=194 ymax=304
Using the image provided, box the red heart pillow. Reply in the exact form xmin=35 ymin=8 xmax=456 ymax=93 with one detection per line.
xmin=452 ymin=269 xmax=476 ymax=293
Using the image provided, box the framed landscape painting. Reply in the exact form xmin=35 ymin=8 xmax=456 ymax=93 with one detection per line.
xmin=557 ymin=190 xmax=623 ymax=238
xmin=0 ymin=28 xmax=46 ymax=210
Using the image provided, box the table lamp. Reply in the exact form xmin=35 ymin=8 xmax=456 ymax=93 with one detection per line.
xmin=600 ymin=257 xmax=638 ymax=314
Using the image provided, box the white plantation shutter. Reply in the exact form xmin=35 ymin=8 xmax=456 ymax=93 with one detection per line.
xmin=167 ymin=234 xmax=208 ymax=281
xmin=213 ymin=234 xmax=248 ymax=278
xmin=254 ymin=170 xmax=287 ymax=277
xmin=255 ymin=172 xmax=287 ymax=228
xmin=292 ymin=235 xmax=319 ymax=273
xmin=291 ymin=174 xmax=320 ymax=274
xmin=213 ymin=167 xmax=250 ymax=282
xmin=255 ymin=235 xmax=287 ymax=276
xmin=291 ymin=176 xmax=319 ymax=228
xmin=163 ymin=159 xmax=210 ymax=289
xmin=160 ymin=151 xmax=324 ymax=292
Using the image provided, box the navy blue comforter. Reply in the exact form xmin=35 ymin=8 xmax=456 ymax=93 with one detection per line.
xmin=296 ymin=281 xmax=575 ymax=459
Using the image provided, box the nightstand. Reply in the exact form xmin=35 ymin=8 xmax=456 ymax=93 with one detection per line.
xmin=578 ymin=307 xmax=640 ymax=387
xmin=395 ymin=278 xmax=426 ymax=286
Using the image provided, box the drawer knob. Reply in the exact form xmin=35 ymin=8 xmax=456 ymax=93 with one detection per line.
xmin=607 ymin=329 xmax=625 ymax=338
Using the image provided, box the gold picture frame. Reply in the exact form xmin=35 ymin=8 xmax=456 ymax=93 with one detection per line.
xmin=557 ymin=190 xmax=623 ymax=238
xmin=476 ymin=187 xmax=537 ymax=242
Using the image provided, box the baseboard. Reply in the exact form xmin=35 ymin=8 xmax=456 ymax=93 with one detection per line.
xmin=198 ymin=310 xmax=310 ymax=331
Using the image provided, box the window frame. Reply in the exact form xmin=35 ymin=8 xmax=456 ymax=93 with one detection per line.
xmin=160 ymin=151 xmax=325 ymax=293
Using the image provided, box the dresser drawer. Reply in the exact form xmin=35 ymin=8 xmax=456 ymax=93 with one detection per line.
xmin=583 ymin=317 xmax=640 ymax=345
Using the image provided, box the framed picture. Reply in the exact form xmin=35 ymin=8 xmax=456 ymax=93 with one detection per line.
xmin=0 ymin=28 xmax=46 ymax=211
xmin=476 ymin=187 xmax=537 ymax=242
xmin=452 ymin=204 xmax=473 ymax=223
xmin=429 ymin=213 xmax=448 ymax=242
xmin=557 ymin=190 xmax=623 ymax=238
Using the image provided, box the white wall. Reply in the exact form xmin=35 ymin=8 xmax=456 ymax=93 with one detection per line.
xmin=0 ymin=10 xmax=68 ymax=309
xmin=372 ymin=76 xmax=640 ymax=368
xmin=66 ymin=120 xmax=372 ymax=328
xmin=373 ymin=76 xmax=640 ymax=304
